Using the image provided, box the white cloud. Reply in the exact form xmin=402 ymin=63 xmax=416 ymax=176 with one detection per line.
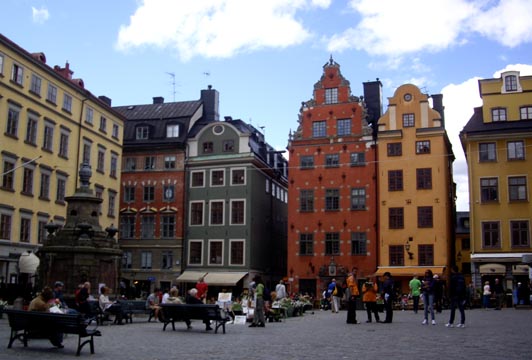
xmin=442 ymin=64 xmax=532 ymax=211
xmin=116 ymin=0 xmax=328 ymax=60
xmin=327 ymin=0 xmax=532 ymax=56
xmin=32 ymin=6 xmax=49 ymax=24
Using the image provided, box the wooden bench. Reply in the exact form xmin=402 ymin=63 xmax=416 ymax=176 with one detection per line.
xmin=3 ymin=309 xmax=101 ymax=356
xmin=159 ymin=304 xmax=230 ymax=334
xmin=120 ymin=300 xmax=155 ymax=323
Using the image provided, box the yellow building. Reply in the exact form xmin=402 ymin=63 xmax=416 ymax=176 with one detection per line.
xmin=460 ymin=71 xmax=532 ymax=290
xmin=0 ymin=34 xmax=124 ymax=285
xmin=375 ymin=84 xmax=455 ymax=292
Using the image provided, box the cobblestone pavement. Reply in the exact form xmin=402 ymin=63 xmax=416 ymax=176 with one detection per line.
xmin=0 ymin=307 xmax=530 ymax=360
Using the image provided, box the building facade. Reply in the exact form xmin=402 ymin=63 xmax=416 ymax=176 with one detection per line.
xmin=113 ymin=87 xmax=218 ymax=297
xmin=375 ymin=84 xmax=455 ymax=293
xmin=287 ymin=58 xmax=378 ymax=298
xmin=0 ymin=34 xmax=124 ymax=287
xmin=460 ymin=71 xmax=532 ymax=290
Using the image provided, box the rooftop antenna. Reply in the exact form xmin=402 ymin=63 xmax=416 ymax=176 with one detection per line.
xmin=166 ymin=72 xmax=176 ymax=102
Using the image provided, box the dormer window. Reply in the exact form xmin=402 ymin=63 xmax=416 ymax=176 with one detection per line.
xmin=166 ymin=124 xmax=179 ymax=138
xmin=501 ymin=71 xmax=522 ymax=93
xmin=505 ymin=75 xmax=517 ymax=92
xmin=136 ymin=126 xmax=149 ymax=140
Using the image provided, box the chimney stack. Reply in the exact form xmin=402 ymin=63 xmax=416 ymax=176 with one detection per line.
xmin=201 ymin=85 xmax=219 ymax=122
xmin=153 ymin=96 xmax=164 ymax=104
xmin=431 ymin=94 xmax=445 ymax=126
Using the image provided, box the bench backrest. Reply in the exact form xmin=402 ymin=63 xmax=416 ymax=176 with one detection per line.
xmin=4 ymin=309 xmax=87 ymax=335
xmin=160 ymin=304 xmax=221 ymax=320
xmin=121 ymin=300 xmax=147 ymax=311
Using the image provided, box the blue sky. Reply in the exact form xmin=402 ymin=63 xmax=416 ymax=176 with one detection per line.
xmin=2 ymin=0 xmax=532 ymax=211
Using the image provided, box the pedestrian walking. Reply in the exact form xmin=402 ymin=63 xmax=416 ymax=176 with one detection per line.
xmin=446 ymin=265 xmax=466 ymax=328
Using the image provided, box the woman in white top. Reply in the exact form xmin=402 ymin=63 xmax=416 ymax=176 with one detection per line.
xmin=482 ymin=281 xmax=491 ymax=309
xmin=99 ymin=286 xmax=125 ymax=324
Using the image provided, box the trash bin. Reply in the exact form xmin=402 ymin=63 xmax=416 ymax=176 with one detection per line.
xmin=506 ymin=293 xmax=513 ymax=308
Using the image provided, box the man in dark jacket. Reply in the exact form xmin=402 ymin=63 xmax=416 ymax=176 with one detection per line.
xmin=492 ymin=278 xmax=504 ymax=310
xmin=446 ymin=265 xmax=466 ymax=328
xmin=382 ymin=272 xmax=394 ymax=323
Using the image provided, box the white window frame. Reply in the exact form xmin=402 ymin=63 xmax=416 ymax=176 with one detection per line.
xmin=188 ymin=239 xmax=204 ymax=266
xmin=42 ymin=120 xmax=55 ymax=152
xmin=30 ymin=74 xmax=42 ymax=95
xmin=230 ymin=199 xmax=246 ymax=226
xmin=62 ymin=93 xmax=73 ymax=112
xmin=166 ymin=124 xmax=179 ymax=138
xmin=209 ymin=199 xmax=225 ymax=226
xmin=85 ymin=107 xmax=94 ymax=124
xmin=47 ymin=83 xmax=57 ymax=104
xmin=210 ymin=168 xmax=225 ymax=187
xmin=229 ymin=239 xmax=245 ymax=266
xmin=208 ymin=239 xmax=224 ymax=266
xmin=11 ymin=63 xmax=24 ymax=85
xmin=230 ymin=167 xmax=246 ymax=186
xmin=189 ymin=201 xmax=205 ymax=226
xmin=190 ymin=170 xmax=205 ymax=188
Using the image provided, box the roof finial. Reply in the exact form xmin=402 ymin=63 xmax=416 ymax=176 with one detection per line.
xmin=329 ymin=54 xmax=334 ymax=65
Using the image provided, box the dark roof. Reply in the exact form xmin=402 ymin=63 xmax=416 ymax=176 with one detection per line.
xmin=114 ymin=100 xmax=202 ymax=121
xmin=461 ymin=107 xmax=532 ymax=136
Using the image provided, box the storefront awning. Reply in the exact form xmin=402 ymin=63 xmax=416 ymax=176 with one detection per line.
xmin=176 ymin=271 xmax=207 ymax=283
xmin=512 ymin=264 xmax=529 ymax=275
xmin=479 ymin=263 xmax=506 ymax=275
xmin=373 ymin=266 xmax=446 ymax=278
xmin=203 ymin=272 xmax=248 ymax=286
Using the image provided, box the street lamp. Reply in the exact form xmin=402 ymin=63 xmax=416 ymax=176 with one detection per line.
xmin=404 ymin=242 xmax=414 ymax=260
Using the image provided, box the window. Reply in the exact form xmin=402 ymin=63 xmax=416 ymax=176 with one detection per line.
xmin=124 ymin=186 xmax=135 ymax=202
xmin=337 ymin=119 xmax=351 ymax=136
xmin=418 ymin=245 xmax=434 ymax=266
xmin=141 ymin=251 xmax=152 ymax=269
xmin=351 ymin=188 xmax=366 ymax=210
xmin=161 ymin=215 xmax=175 ymax=238
xmin=300 ymin=190 xmax=314 ymax=212
xmin=188 ymin=241 xmax=204 ymax=265
xmin=223 ymin=140 xmax=234 ymax=152
xmin=125 ymin=158 xmax=136 ymax=171
xmin=203 ymin=142 xmax=213 ymax=154
xmin=161 ymin=251 xmax=174 ymax=269
xmin=62 ymin=93 xmax=73 ymax=112
xmin=37 ymin=219 xmax=47 ymax=244
xmin=110 ymin=152 xmax=118 ymax=178
xmin=325 ymin=154 xmax=339 ymax=168
xmin=520 ymin=106 xmax=532 ymax=120
xmin=166 ymin=124 xmax=179 ymax=138
xmin=350 ymin=152 xmax=365 ymax=166
xmin=19 ymin=217 xmax=31 ymax=243
xmin=387 ymin=143 xmax=402 ymax=156
xmin=325 ymin=233 xmax=340 ymax=255
xmin=300 ymin=156 xmax=314 ymax=169
xmin=191 ymin=171 xmax=205 ymax=187
xmin=417 ymin=206 xmax=433 ymax=228
xmin=11 ymin=63 xmax=24 ymax=85
xmin=6 ymin=107 xmax=20 ymax=137
xmin=59 ymin=131 xmax=69 ymax=158
xmin=85 ymin=107 xmax=94 ymax=124
xmin=112 ymin=123 xmax=120 ymax=138
xmin=230 ymin=200 xmax=245 ymax=225
xmin=47 ymin=84 xmax=57 ymax=104
xmin=163 ymin=185 xmax=174 ymax=201
xmin=479 ymin=142 xmax=496 ymax=162
xmin=511 ymin=221 xmax=529 ymax=247
xmin=480 ymin=178 xmax=498 ymax=202
xmin=42 ymin=122 xmax=54 ymax=152
xmin=209 ymin=240 xmax=223 ymax=265
xmin=389 ymin=245 xmax=404 ymax=266
xmin=0 ymin=53 xmax=3 ymax=74
xmin=351 ymin=232 xmax=367 ymax=255
xmin=210 ymin=200 xmax=224 ymax=225
xmin=108 ymin=191 xmax=116 ymax=217
xmin=230 ymin=240 xmax=245 ymax=265
xmin=325 ymin=189 xmax=340 ymax=211
xmin=140 ymin=215 xmax=155 ymax=238
xmin=482 ymin=221 xmax=500 ymax=248
xmin=389 ymin=208 xmax=404 ymax=229
xmin=99 ymin=116 xmax=106 ymax=132
xmin=504 ymin=75 xmax=518 ymax=92
xmin=25 ymin=115 xmax=38 ymax=145
xmin=144 ymin=156 xmax=156 ymax=170
xmin=190 ymin=202 xmax=204 ymax=226
xmin=403 ymin=113 xmax=415 ymax=127
xmin=507 ymin=141 xmax=525 ymax=160
xmin=95 ymin=186 xmax=103 ymax=213
xmin=0 ymin=214 xmax=12 ymax=240
xmin=388 ymin=170 xmax=403 ymax=191
xmin=122 ymin=251 xmax=132 ymax=269
xmin=299 ymin=233 xmax=314 ymax=255
xmin=211 ymin=169 xmax=224 ymax=186
xmin=56 ymin=176 xmax=66 ymax=203
xmin=416 ymin=141 xmax=430 ymax=154
xmin=39 ymin=172 xmax=50 ymax=199
xmin=1 ymin=159 xmax=15 ymax=190
xmin=97 ymin=147 xmax=105 ymax=173
xmin=136 ymin=126 xmax=149 ymax=140
xmin=461 ymin=238 xmax=470 ymax=251
xmin=325 ymin=88 xmax=338 ymax=104
xmin=143 ymin=186 xmax=155 ymax=202
xmin=312 ymin=121 xmax=326 ymax=137
xmin=509 ymin=176 xmax=527 ymax=201
xmin=164 ymin=156 xmax=176 ymax=169
xmin=491 ymin=108 xmax=507 ymax=122
xmin=231 ymin=168 xmax=245 ymax=185
xmin=416 ymin=168 xmax=432 ymax=189
xmin=120 ymin=215 xmax=135 ymax=239
xmin=22 ymin=167 xmax=34 ymax=194
xmin=30 ymin=74 xmax=41 ymax=95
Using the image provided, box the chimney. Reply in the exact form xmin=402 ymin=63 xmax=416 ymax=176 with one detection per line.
xmin=153 ymin=96 xmax=164 ymax=104
xmin=98 ymin=96 xmax=112 ymax=107
xmin=53 ymin=62 xmax=73 ymax=80
xmin=431 ymin=94 xmax=445 ymax=127
xmin=201 ymin=85 xmax=220 ymax=122
xmin=363 ymin=79 xmax=383 ymax=135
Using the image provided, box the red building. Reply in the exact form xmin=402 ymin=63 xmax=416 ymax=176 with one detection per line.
xmin=287 ymin=58 xmax=379 ymax=298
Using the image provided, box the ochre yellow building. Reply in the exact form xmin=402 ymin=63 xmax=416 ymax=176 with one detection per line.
xmin=460 ymin=71 xmax=532 ymax=290
xmin=0 ymin=34 xmax=124 ymax=284
xmin=376 ymin=84 xmax=455 ymax=292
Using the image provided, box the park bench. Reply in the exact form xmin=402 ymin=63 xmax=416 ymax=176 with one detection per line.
xmin=159 ymin=304 xmax=230 ymax=334
xmin=120 ymin=300 xmax=155 ymax=323
xmin=3 ymin=308 xmax=101 ymax=356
